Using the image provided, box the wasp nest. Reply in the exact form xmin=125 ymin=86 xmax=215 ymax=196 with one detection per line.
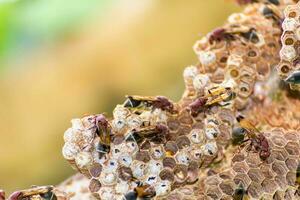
xmin=2 ymin=1 xmax=300 ymax=200
xmin=277 ymin=1 xmax=300 ymax=90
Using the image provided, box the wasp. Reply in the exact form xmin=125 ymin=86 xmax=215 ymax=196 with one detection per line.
xmin=8 ymin=186 xmax=56 ymax=200
xmin=123 ymin=95 xmax=174 ymax=113
xmin=206 ymin=86 xmax=231 ymax=97
xmin=262 ymin=4 xmax=281 ymax=23
xmin=126 ymin=124 xmax=168 ymax=144
xmin=209 ymin=25 xmax=260 ymax=45
xmin=208 ymin=28 xmax=235 ymax=44
xmin=188 ymin=86 xmax=235 ymax=116
xmin=94 ymin=114 xmax=112 ymax=155
xmin=285 ymin=71 xmax=300 ymax=85
xmin=205 ymin=87 xmax=236 ymax=106
xmin=239 ymin=28 xmax=261 ymax=44
xmin=123 ymin=183 xmax=156 ymax=200
xmin=236 ymin=115 xmax=270 ymax=160
xmin=209 ymin=25 xmax=256 ymax=44
xmin=233 ymin=184 xmax=249 ymax=200
xmin=236 ymin=115 xmax=259 ymax=138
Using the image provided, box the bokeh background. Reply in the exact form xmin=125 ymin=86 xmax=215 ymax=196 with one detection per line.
xmin=0 ymin=0 xmax=240 ymax=194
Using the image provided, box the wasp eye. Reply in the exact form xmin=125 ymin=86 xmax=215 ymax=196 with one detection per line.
xmin=262 ymin=7 xmax=274 ymax=19
xmin=232 ymin=127 xmax=246 ymax=145
xmin=123 ymin=191 xmax=138 ymax=200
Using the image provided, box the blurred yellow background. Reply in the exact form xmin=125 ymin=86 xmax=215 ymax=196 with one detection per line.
xmin=0 ymin=0 xmax=240 ymax=193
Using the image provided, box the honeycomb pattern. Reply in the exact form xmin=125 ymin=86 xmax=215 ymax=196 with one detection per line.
xmin=56 ymin=127 xmax=300 ymax=200
xmin=192 ymin=1 xmax=284 ymax=111
xmin=250 ymin=94 xmax=300 ymax=130
xmin=172 ymin=128 xmax=299 ymax=200
xmin=61 ymin=103 xmax=230 ymax=199
xmin=278 ymin=1 xmax=300 ymax=90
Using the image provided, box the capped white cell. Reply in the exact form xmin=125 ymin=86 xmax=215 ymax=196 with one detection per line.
xmin=205 ymin=126 xmax=219 ymax=140
xmin=75 ymin=151 xmax=93 ymax=168
xmin=113 ymin=105 xmax=130 ymax=119
xmin=116 ymin=181 xmax=129 ymax=194
xmin=99 ymin=187 xmax=115 ymax=200
xmin=193 ymin=74 xmax=210 ymax=90
xmin=145 ymin=174 xmax=158 ymax=185
xmin=282 ymin=18 xmax=298 ymax=31
xmin=189 ymin=129 xmax=205 ymax=144
xmin=147 ymin=160 xmax=163 ymax=175
xmin=112 ymin=118 xmax=127 ymax=131
xmin=198 ymin=51 xmax=216 ymax=66
xmin=131 ymin=161 xmax=146 ymax=178
xmin=155 ymin=181 xmax=171 ymax=196
xmin=126 ymin=115 xmax=142 ymax=128
xmin=176 ymin=152 xmax=190 ymax=165
xmin=62 ymin=142 xmax=79 ymax=160
xmin=202 ymin=142 xmax=218 ymax=156
xmin=183 ymin=65 xmax=198 ymax=79
xmin=118 ymin=154 xmax=133 ymax=167
xmin=63 ymin=128 xmax=74 ymax=143
xmin=100 ymin=172 xmax=117 ymax=186
xmin=71 ymin=118 xmax=84 ymax=130
xmin=280 ymin=46 xmax=297 ymax=61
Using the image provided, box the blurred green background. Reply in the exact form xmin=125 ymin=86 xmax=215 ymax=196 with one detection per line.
xmin=0 ymin=0 xmax=240 ymax=194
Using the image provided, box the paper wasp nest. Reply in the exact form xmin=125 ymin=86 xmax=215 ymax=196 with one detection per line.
xmin=2 ymin=1 xmax=300 ymax=200
xmin=278 ymin=1 xmax=300 ymax=90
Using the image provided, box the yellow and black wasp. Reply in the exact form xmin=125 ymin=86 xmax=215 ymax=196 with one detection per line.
xmin=126 ymin=124 xmax=168 ymax=145
xmin=8 ymin=186 xmax=56 ymax=200
xmin=123 ymin=183 xmax=156 ymax=200
xmin=123 ymin=95 xmax=174 ymax=113
xmin=205 ymin=86 xmax=236 ymax=106
xmin=94 ymin=114 xmax=112 ymax=157
xmin=236 ymin=115 xmax=270 ymax=160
